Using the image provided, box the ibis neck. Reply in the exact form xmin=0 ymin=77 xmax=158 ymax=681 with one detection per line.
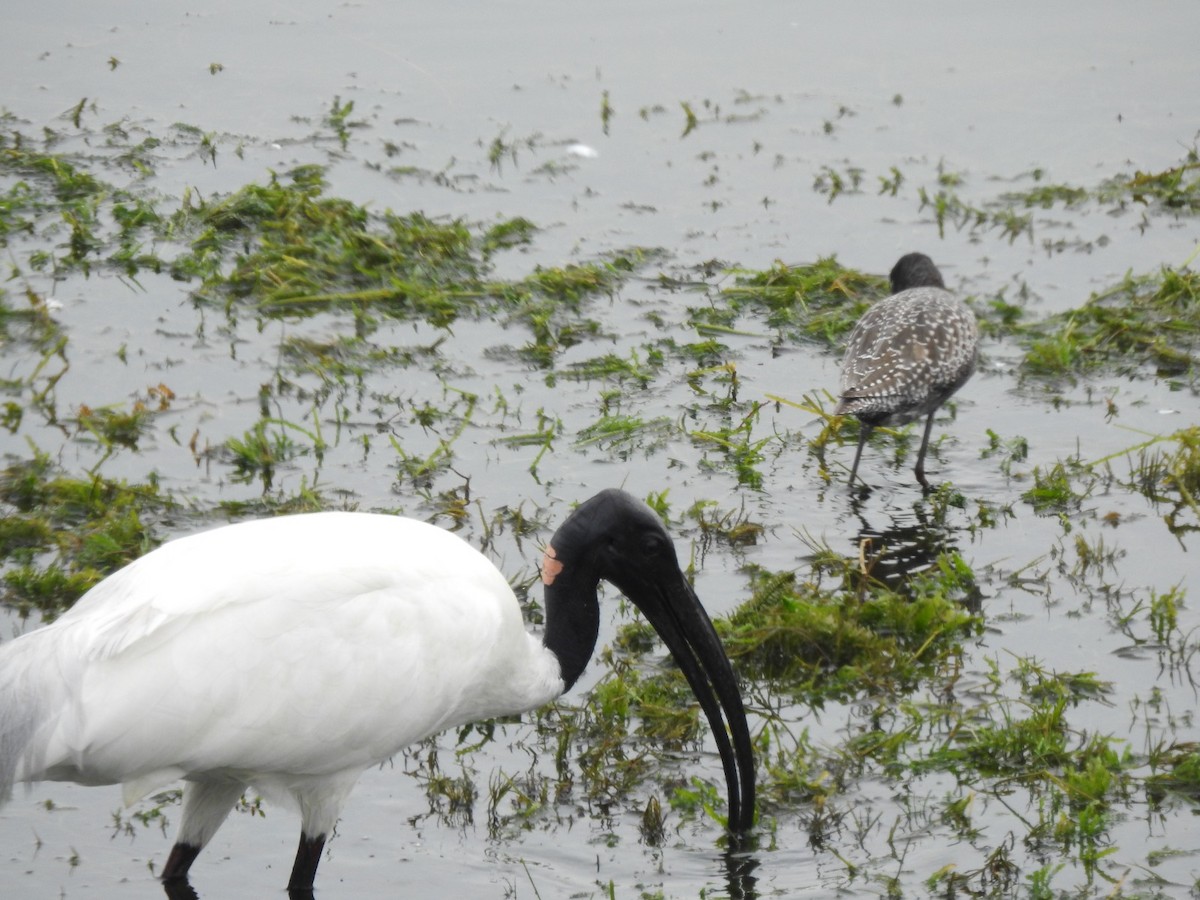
xmin=541 ymin=569 xmax=601 ymax=692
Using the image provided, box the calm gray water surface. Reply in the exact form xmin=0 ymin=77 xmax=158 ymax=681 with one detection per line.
xmin=2 ymin=1 xmax=1199 ymax=897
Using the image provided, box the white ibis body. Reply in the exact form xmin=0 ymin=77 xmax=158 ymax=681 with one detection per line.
xmin=0 ymin=489 xmax=754 ymax=891
xmin=835 ymin=253 xmax=979 ymax=488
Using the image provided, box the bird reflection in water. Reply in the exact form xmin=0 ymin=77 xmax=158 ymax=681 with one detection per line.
xmin=161 ymin=879 xmax=198 ymax=900
xmin=723 ymin=837 xmax=761 ymax=900
xmin=160 ymin=853 xmax=756 ymax=900
xmin=163 ymin=881 xmax=314 ymax=900
xmin=846 ymin=495 xmax=981 ymax=612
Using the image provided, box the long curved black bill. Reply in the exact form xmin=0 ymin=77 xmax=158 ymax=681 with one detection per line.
xmin=645 ymin=577 xmax=755 ymax=833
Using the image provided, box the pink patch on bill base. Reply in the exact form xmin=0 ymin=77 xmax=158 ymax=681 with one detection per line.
xmin=541 ymin=545 xmax=564 ymax=585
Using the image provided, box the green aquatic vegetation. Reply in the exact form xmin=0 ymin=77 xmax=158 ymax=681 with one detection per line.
xmin=322 ymin=96 xmax=363 ymax=151
xmin=278 ymin=333 xmax=433 ymax=385
xmin=1022 ymin=460 xmax=1090 ymax=516
xmin=484 ymin=766 xmax=547 ymax=838
xmin=683 ymin=361 xmax=739 ymax=411
xmin=720 ymin=563 xmax=980 ymax=704
xmin=679 ymin=101 xmax=699 ymax=138
xmin=915 ymin=673 xmax=1126 ymax=788
xmin=419 ymin=765 xmax=479 ymax=830
xmin=169 ymin=167 xmax=640 ymax=360
xmin=521 ymin=260 xmax=622 ymax=302
xmin=0 ymin=125 xmax=167 ymax=278
xmin=531 ymin=700 xmax=655 ymax=823
xmin=975 ymin=283 xmax=1032 ymax=338
xmin=980 ymin=427 xmax=1030 ymax=479
xmin=877 ymin=164 xmax=904 ymax=197
xmin=720 ymin=256 xmax=883 ymax=347
xmin=485 ymin=128 xmax=541 ymax=173
xmin=387 ymin=387 xmax=477 ymax=487
xmin=1100 ymin=148 xmax=1200 ymax=213
xmin=599 ymin=90 xmax=614 ymax=136
xmin=1146 ymin=747 xmax=1200 ymax=801
xmin=686 ymin=499 xmax=764 ymax=550
xmin=561 ymin=350 xmax=661 ymax=387
xmin=516 ymin=312 xmax=603 ymax=367
xmin=1147 ymin=584 xmax=1183 ymax=646
xmin=685 ymin=299 xmax=740 ymax=334
xmin=687 ymin=401 xmax=772 ymax=489
xmin=995 ymin=150 xmax=1200 ymax=220
xmin=0 ymin=287 xmax=64 ymax=355
xmin=756 ymin=727 xmax=830 ymax=813
xmin=1108 ymin=583 xmax=1195 ymax=675
xmin=223 ymin=417 xmax=325 ymax=491
xmin=518 ymin=638 xmax=739 ymax=830
xmin=672 ymin=338 xmax=731 ymax=369
xmin=508 ymin=255 xmax=648 ymax=365
xmin=479 ymin=216 xmax=538 ymax=257
xmin=917 ymin=182 xmax=1032 ymax=244
xmin=215 ymin=480 xmax=330 ymax=521
xmin=574 ymin=412 xmax=674 ymax=456
xmin=1021 ymin=265 xmax=1200 ymax=380
xmin=493 ymin=408 xmax=560 ymax=479
xmin=0 ymin=452 xmax=167 ymax=614
xmin=109 ymin=131 xmax=162 ymax=177
xmin=1126 ymin=161 xmax=1200 ymax=211
xmin=183 ymin=174 xmax=487 ymax=322
xmin=0 ymin=132 xmax=108 ymax=204
xmin=823 ymin=660 xmax=1134 ymax=891
xmin=1002 ymin=180 xmax=1091 ymax=209
xmin=768 ymin=390 xmax=841 ymax=477
xmin=1085 ymin=425 xmax=1200 ymax=537
xmin=590 ymin=661 xmax=703 ymax=746
xmin=668 ymin=776 xmax=722 ymax=823
xmin=71 ymin=385 xmax=173 ymax=458
xmin=1006 ymin=656 xmax=1114 ymax=709
xmin=812 ymin=164 xmax=865 ymax=204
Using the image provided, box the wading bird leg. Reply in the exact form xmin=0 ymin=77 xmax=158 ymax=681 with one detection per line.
xmin=914 ymin=412 xmax=937 ymax=491
xmin=288 ymin=833 xmax=327 ymax=892
xmin=847 ymin=424 xmax=872 ymax=486
xmin=161 ymin=843 xmax=201 ymax=883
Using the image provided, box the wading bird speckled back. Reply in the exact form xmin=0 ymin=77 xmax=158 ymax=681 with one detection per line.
xmin=835 ymin=253 xmax=979 ymax=488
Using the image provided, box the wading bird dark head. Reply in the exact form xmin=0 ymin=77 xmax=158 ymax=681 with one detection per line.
xmin=541 ymin=489 xmax=756 ymax=833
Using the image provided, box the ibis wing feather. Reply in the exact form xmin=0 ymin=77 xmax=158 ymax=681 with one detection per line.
xmin=27 ymin=513 xmax=561 ymax=794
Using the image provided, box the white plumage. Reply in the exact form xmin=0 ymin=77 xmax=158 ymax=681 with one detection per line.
xmin=0 ymin=490 xmax=754 ymax=891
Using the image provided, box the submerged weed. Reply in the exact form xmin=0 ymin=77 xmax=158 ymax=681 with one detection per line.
xmin=1022 ymin=460 xmax=1091 ymax=516
xmin=721 ymin=563 xmax=979 ymax=703
xmin=0 ymin=451 xmax=168 ymax=614
xmin=687 ymin=401 xmax=773 ymax=489
xmin=720 ymin=256 xmax=883 ymax=347
xmin=1021 ymin=265 xmax=1200 ymax=381
xmin=575 ymin=413 xmax=673 ymax=458
xmin=1093 ymin=426 xmax=1200 ymax=534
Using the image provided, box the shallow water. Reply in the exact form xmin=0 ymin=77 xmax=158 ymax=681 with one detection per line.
xmin=2 ymin=1 xmax=1200 ymax=897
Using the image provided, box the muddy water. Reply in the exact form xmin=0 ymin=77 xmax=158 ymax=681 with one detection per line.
xmin=2 ymin=1 xmax=1200 ymax=897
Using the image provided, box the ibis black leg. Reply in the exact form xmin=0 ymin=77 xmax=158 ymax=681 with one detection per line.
xmin=914 ymin=412 xmax=936 ymax=490
xmin=161 ymin=878 xmax=200 ymax=900
xmin=161 ymin=842 xmax=201 ymax=882
xmin=288 ymin=832 xmax=326 ymax=891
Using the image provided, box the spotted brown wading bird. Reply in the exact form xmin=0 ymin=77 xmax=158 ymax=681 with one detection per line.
xmin=0 ymin=489 xmax=754 ymax=892
xmin=835 ymin=252 xmax=979 ymax=489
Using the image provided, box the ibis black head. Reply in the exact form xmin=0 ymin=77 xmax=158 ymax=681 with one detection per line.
xmin=541 ymin=488 xmax=755 ymax=834
xmin=890 ymin=252 xmax=945 ymax=293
